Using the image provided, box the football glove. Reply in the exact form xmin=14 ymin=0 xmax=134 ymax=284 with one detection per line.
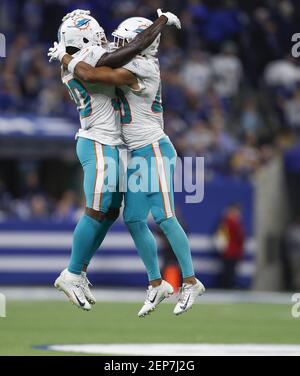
xmin=157 ymin=8 xmax=181 ymax=29
xmin=48 ymin=41 xmax=66 ymax=63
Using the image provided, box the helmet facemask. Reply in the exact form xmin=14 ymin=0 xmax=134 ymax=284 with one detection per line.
xmin=113 ymin=35 xmax=130 ymax=48
xmin=112 ymin=17 xmax=161 ymax=57
xmin=93 ymin=28 xmax=108 ymax=48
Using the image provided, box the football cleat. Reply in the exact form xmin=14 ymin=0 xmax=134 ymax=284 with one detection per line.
xmin=138 ymin=280 xmax=174 ymax=318
xmin=173 ymin=279 xmax=205 ymax=316
xmin=81 ymin=271 xmax=96 ymax=305
xmin=54 ymin=269 xmax=91 ymax=311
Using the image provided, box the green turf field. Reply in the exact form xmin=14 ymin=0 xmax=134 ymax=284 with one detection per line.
xmin=0 ymin=301 xmax=299 ymax=355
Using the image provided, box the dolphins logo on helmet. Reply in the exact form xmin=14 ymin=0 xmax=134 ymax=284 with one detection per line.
xmin=59 ymin=15 xmax=107 ymax=50
xmin=68 ymin=17 xmax=91 ymax=30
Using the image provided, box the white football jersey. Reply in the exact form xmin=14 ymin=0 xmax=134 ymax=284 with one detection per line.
xmin=61 ymin=45 xmax=122 ymax=146
xmin=116 ymin=56 xmax=165 ymax=150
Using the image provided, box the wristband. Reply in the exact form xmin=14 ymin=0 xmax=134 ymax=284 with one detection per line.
xmin=68 ymin=58 xmax=82 ymax=74
xmin=58 ymin=51 xmax=67 ymax=62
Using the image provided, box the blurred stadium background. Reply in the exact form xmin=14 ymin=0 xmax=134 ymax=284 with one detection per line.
xmin=1 ymin=0 xmax=300 ymax=355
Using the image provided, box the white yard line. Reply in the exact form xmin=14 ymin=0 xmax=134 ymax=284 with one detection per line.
xmin=43 ymin=343 xmax=300 ymax=356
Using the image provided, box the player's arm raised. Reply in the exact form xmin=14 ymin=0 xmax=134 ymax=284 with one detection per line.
xmin=49 ymin=9 xmax=181 ymax=68
xmin=59 ymin=15 xmax=169 ymax=69
xmin=95 ymin=9 xmax=181 ymax=68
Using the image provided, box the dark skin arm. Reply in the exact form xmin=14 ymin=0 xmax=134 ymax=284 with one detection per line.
xmin=62 ymin=15 xmax=167 ymax=70
xmin=65 ymin=63 xmax=139 ymax=89
xmin=97 ymin=15 xmax=167 ymax=68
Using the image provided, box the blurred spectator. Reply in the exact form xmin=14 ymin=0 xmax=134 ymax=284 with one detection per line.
xmin=283 ymin=87 xmax=300 ymax=130
xmin=52 ymin=190 xmax=80 ymax=222
xmin=231 ymin=133 xmax=260 ymax=177
xmin=22 ymin=171 xmax=44 ymax=199
xmin=240 ymin=98 xmax=262 ymax=135
xmin=264 ymin=56 xmax=300 ymax=89
xmin=211 ymin=41 xmax=243 ymax=99
xmin=181 ymin=50 xmax=212 ymax=96
xmin=184 ymin=120 xmax=213 ymax=155
xmin=215 ymin=203 xmax=245 ymax=289
xmin=12 ymin=193 xmax=49 ymax=221
xmin=30 ymin=194 xmax=49 ymax=220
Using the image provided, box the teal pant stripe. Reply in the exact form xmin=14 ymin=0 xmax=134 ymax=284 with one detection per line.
xmin=76 ymin=137 xmax=122 ymax=213
xmin=124 ymin=137 xmax=176 ymax=224
xmin=123 ymin=137 xmax=195 ymax=281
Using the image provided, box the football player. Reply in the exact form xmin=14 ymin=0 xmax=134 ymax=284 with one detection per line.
xmin=55 ymin=11 xmax=205 ymax=316
xmin=48 ymin=9 xmax=181 ymax=311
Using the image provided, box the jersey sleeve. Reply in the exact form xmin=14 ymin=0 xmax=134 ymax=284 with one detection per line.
xmin=123 ymin=58 xmax=152 ymax=93
xmin=123 ymin=59 xmax=150 ymax=78
xmin=76 ymin=46 xmax=107 ymax=67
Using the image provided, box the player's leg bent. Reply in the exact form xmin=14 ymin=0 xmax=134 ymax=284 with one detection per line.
xmin=125 ymin=217 xmax=173 ymax=318
xmin=68 ymin=138 xmax=118 ymax=275
xmin=124 ymin=163 xmax=173 ymax=317
xmin=79 ymin=204 xmax=122 ymax=306
xmin=149 ymin=137 xmax=195 ymax=279
xmin=55 ymin=138 xmax=120 ymax=308
xmin=83 ymin=192 xmax=123 ymax=267
xmin=81 ymin=193 xmax=123 ymax=303
xmin=124 ymin=189 xmax=161 ymax=283
xmin=80 ymin=140 xmax=121 ymax=302
xmin=149 ymin=137 xmax=205 ymax=314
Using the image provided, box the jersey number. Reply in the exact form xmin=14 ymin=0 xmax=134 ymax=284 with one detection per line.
xmin=65 ymin=79 xmax=92 ymax=118
xmin=112 ymin=88 xmax=132 ymax=125
xmin=112 ymin=85 xmax=163 ymax=125
xmin=151 ymin=85 xmax=163 ymax=113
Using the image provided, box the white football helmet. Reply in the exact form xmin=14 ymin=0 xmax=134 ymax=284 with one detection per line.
xmin=112 ymin=17 xmax=160 ymax=57
xmin=58 ymin=14 xmax=107 ymax=50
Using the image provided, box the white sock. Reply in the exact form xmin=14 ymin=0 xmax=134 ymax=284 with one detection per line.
xmin=64 ymin=269 xmax=81 ymax=282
